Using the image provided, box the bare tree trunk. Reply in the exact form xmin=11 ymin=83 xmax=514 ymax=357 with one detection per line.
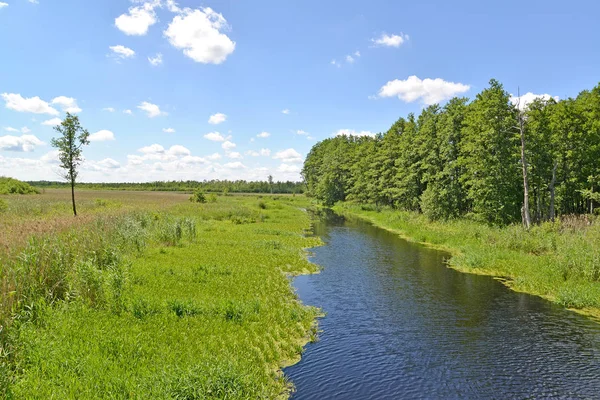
xmin=591 ymin=183 xmax=595 ymax=215
xmin=549 ymin=160 xmax=558 ymax=222
xmin=71 ymin=172 xmax=77 ymax=217
xmin=517 ymin=104 xmax=531 ymax=230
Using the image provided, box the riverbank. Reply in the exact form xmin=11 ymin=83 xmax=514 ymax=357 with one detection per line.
xmin=333 ymin=203 xmax=600 ymax=320
xmin=1 ymin=191 xmax=321 ymax=398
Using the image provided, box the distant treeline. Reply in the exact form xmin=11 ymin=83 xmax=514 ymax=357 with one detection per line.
xmin=29 ymin=180 xmax=305 ymax=194
xmin=303 ymin=79 xmax=600 ymax=225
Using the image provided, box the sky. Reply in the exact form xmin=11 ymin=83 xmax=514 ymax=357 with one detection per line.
xmin=1 ymin=0 xmax=599 ymax=183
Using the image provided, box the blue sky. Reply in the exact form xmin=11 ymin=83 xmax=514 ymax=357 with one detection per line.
xmin=1 ymin=0 xmax=599 ymax=182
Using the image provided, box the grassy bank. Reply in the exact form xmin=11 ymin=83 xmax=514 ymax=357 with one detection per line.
xmin=1 ymin=191 xmax=321 ymax=398
xmin=333 ymin=203 xmax=600 ymax=319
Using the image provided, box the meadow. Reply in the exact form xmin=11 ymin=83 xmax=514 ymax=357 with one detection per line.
xmin=334 ymin=203 xmax=600 ymax=319
xmin=0 ymin=189 xmax=321 ymax=398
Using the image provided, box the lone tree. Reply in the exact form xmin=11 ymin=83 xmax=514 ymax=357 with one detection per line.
xmin=51 ymin=113 xmax=90 ymax=216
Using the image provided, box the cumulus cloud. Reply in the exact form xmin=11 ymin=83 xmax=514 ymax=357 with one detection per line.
xmin=295 ymin=130 xmax=309 ymax=136
xmin=115 ymin=1 xmax=158 ymax=36
xmin=169 ymin=144 xmax=191 ymax=156
xmin=123 ymin=109 xmax=133 ymax=115
xmin=97 ymin=158 xmax=121 ymax=169
xmin=510 ymin=92 xmax=559 ymax=111
xmin=51 ymin=96 xmax=82 ymax=113
xmin=378 ymin=75 xmax=470 ymax=105
xmin=21 ymin=127 xmax=31 ymax=134
xmin=0 ymin=134 xmax=44 ymax=152
xmin=42 ymin=118 xmax=62 ymax=126
xmin=137 ymin=101 xmax=166 ymax=117
xmin=207 ymin=153 xmax=222 ymax=160
xmin=148 ymin=53 xmax=163 ymax=66
xmin=208 ymin=113 xmax=227 ymax=124
xmin=223 ymin=161 xmax=246 ymax=169
xmin=221 ymin=140 xmax=236 ymax=150
xmin=346 ymin=55 xmax=355 ymax=64
xmin=273 ymin=148 xmax=303 ymax=164
xmin=89 ymin=130 xmax=115 ymax=142
xmin=109 ymin=45 xmax=136 ymax=59
xmin=372 ymin=33 xmax=409 ymax=48
xmin=227 ymin=151 xmax=243 ymax=159
xmin=334 ymin=129 xmax=375 ymax=137
xmin=163 ymin=127 xmax=175 ymax=133
xmin=4 ymin=127 xmax=31 ymax=133
xmin=257 ymin=131 xmax=270 ymax=138
xmin=277 ymin=163 xmax=301 ymax=173
xmin=246 ymin=148 xmax=271 ymax=157
xmin=139 ymin=143 xmax=166 ymax=154
xmin=103 ymin=107 xmax=115 ymax=112
xmin=1 ymin=93 xmax=59 ymax=115
xmin=164 ymin=8 xmax=236 ymax=64
xmin=330 ymin=59 xmax=341 ymax=68
xmin=0 ymin=3 xmax=8 ymax=9
xmin=204 ymin=131 xmax=226 ymax=141
xmin=3 ymin=127 xmax=19 ymax=132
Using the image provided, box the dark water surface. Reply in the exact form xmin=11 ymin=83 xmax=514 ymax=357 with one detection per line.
xmin=284 ymin=213 xmax=600 ymax=399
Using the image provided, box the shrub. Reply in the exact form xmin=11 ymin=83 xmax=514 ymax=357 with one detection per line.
xmin=190 ymin=190 xmax=206 ymax=203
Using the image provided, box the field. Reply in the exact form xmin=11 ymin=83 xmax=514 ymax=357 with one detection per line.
xmin=334 ymin=203 xmax=600 ymax=319
xmin=0 ymin=190 xmax=321 ymax=398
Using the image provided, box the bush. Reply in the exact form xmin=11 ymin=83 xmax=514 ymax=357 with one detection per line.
xmin=0 ymin=177 xmax=40 ymax=195
xmin=190 ymin=190 xmax=206 ymax=203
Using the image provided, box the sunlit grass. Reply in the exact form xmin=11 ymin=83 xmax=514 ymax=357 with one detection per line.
xmin=0 ymin=192 xmax=321 ymax=398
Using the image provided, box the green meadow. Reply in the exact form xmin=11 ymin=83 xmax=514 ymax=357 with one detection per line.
xmin=0 ymin=190 xmax=321 ymax=399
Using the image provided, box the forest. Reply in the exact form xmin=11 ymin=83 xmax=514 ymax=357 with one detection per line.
xmin=302 ymin=80 xmax=600 ymax=226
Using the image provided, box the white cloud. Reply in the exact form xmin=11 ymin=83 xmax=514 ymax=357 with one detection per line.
xmin=510 ymin=92 xmax=559 ymax=111
xmin=221 ymin=140 xmax=236 ymax=150
xmin=115 ymin=2 xmax=158 ymax=36
xmin=330 ymin=59 xmax=341 ymax=68
xmin=257 ymin=131 xmax=270 ymax=138
xmin=273 ymin=148 xmax=303 ymax=164
xmin=123 ymin=109 xmax=133 ymax=115
xmin=21 ymin=127 xmax=31 ymax=134
xmin=354 ymin=51 xmax=361 ymax=57
xmin=0 ymin=134 xmax=44 ymax=152
xmin=137 ymin=101 xmax=166 ymax=117
xmin=97 ymin=158 xmax=121 ymax=169
xmin=138 ymin=143 xmax=165 ymax=154
xmin=0 ymin=3 xmax=8 ymax=9
xmin=372 ymin=33 xmax=409 ymax=48
xmin=223 ymin=161 xmax=246 ymax=169
xmin=164 ymin=8 xmax=236 ymax=64
xmin=3 ymin=127 xmax=19 ymax=132
xmin=207 ymin=152 xmax=222 ymax=160
xmin=334 ymin=129 xmax=375 ymax=137
xmin=282 ymin=109 xmax=290 ymax=115
xmin=1 ymin=93 xmax=59 ymax=115
xmin=208 ymin=112 xmax=227 ymax=124
xmin=204 ymin=131 xmax=225 ymax=141
xmin=165 ymin=0 xmax=181 ymax=13
xmin=51 ymin=96 xmax=82 ymax=113
xmin=103 ymin=107 xmax=115 ymax=112
xmin=42 ymin=118 xmax=62 ymax=126
xmin=346 ymin=55 xmax=355 ymax=64
xmin=278 ymin=163 xmax=301 ymax=173
xmin=148 ymin=53 xmax=163 ymax=66
xmin=163 ymin=127 xmax=175 ymax=133
xmin=89 ymin=130 xmax=115 ymax=142
xmin=28 ymin=0 xmax=38 ymax=4
xmin=247 ymin=148 xmax=271 ymax=157
xmin=169 ymin=144 xmax=191 ymax=156
xmin=295 ymin=130 xmax=309 ymax=136
xmin=40 ymin=150 xmax=60 ymax=164
xmin=109 ymin=45 xmax=136 ymax=59
xmin=378 ymin=75 xmax=470 ymax=105
xmin=227 ymin=151 xmax=243 ymax=159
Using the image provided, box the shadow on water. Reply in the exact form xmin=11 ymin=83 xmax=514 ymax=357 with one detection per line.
xmin=285 ymin=209 xmax=600 ymax=399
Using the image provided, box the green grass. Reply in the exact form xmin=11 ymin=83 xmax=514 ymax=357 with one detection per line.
xmin=333 ymin=203 xmax=600 ymax=318
xmin=1 ymin=194 xmax=321 ymax=398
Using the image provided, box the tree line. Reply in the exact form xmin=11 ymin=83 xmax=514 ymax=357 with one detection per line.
xmin=29 ymin=179 xmax=305 ymax=194
xmin=302 ymin=79 xmax=600 ymax=226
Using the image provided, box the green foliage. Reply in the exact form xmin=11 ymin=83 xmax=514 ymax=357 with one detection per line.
xmin=0 ymin=199 xmax=7 ymax=213
xmin=190 ymin=189 xmax=207 ymax=203
xmin=50 ymin=113 xmax=90 ymax=184
xmin=0 ymin=177 xmax=40 ymax=195
xmin=303 ymin=79 xmax=600 ymax=224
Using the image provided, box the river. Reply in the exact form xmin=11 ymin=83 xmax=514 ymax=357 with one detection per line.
xmin=284 ymin=212 xmax=600 ymax=399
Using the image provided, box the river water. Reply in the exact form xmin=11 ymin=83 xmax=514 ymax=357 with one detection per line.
xmin=284 ymin=212 xmax=600 ymax=399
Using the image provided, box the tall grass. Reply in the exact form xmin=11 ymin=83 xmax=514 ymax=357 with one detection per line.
xmin=0 ymin=193 xmax=321 ymax=398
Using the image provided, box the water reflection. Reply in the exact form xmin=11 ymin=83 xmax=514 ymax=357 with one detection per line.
xmin=285 ymin=213 xmax=600 ymax=399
